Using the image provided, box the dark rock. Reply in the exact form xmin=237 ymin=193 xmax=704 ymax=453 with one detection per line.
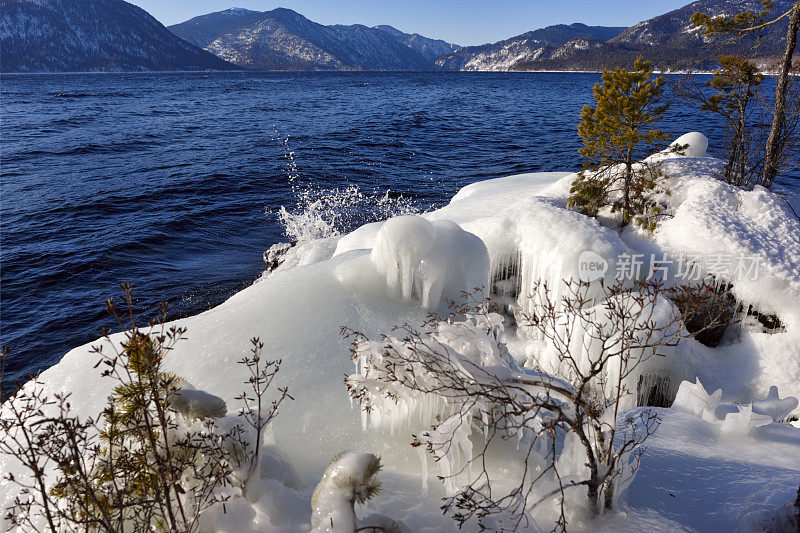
xmin=672 ymin=282 xmax=737 ymax=348
xmin=263 ymin=241 xmax=297 ymax=272
xmin=743 ymin=304 xmax=784 ymax=332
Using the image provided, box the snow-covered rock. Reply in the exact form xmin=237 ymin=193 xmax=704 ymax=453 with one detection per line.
xmin=670 ymin=131 xmax=708 ymax=157
xmin=171 ymin=386 xmax=228 ymax=419
xmin=370 ymin=216 xmax=489 ymax=311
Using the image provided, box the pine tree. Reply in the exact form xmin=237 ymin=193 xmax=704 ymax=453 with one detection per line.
xmin=569 ymin=57 xmax=676 ymax=230
xmin=674 ymin=54 xmax=765 ymax=187
xmin=692 ymin=1 xmax=800 ymax=188
xmin=708 ymin=56 xmax=765 ymax=186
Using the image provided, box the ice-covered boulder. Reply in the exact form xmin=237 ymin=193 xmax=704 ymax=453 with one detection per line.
xmin=370 ymin=215 xmax=489 ymax=311
xmin=263 ymin=241 xmax=297 ymax=272
xmin=171 ymin=386 xmax=227 ymax=419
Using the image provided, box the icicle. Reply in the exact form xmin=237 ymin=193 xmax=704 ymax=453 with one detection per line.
xmin=417 ymin=446 xmax=429 ymax=496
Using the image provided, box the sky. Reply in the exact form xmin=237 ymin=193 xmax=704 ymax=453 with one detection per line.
xmin=127 ymin=0 xmax=692 ymax=46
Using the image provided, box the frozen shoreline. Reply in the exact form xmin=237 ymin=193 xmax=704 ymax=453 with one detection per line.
xmin=3 ymin=133 xmax=800 ymax=531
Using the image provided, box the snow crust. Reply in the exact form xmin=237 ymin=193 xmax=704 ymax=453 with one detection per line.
xmin=3 ymin=132 xmax=800 ymax=532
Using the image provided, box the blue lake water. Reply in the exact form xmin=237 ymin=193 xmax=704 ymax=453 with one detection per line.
xmin=0 ymin=71 xmax=796 ymax=386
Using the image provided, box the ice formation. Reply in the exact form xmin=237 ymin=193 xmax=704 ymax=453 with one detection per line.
xmin=671 ymin=378 xmax=798 ymax=436
xmin=720 ymin=403 xmax=774 ymax=435
xmin=671 ymin=377 xmax=722 ymax=422
xmin=348 ymin=309 xmax=512 ymax=437
xmin=310 ymin=452 xmax=408 ymax=533
xmin=532 ymin=289 xmax=694 ymax=410
xmin=751 ymin=386 xmax=799 ymax=423
xmin=171 ymin=386 xmax=229 ymax=419
xmin=370 ymin=215 xmax=489 ymax=310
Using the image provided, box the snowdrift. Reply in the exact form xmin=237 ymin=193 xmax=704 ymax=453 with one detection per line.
xmin=3 ymin=133 xmax=800 ymax=532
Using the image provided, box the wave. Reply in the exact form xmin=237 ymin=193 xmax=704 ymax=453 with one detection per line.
xmin=52 ymin=91 xmax=133 ymax=98
xmin=276 ymin=184 xmax=421 ymax=243
xmin=271 ymin=133 xmax=422 ymax=243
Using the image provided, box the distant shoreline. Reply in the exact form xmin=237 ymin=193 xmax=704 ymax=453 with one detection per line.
xmin=2 ymin=69 xmax=794 ymax=76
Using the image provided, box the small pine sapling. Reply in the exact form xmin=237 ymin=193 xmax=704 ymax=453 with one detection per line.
xmin=1 ymin=285 xmax=240 ymax=532
xmin=569 ymin=57 xmax=681 ymax=232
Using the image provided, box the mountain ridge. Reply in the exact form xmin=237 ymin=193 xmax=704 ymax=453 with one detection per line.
xmin=0 ymin=0 xmax=237 ymax=73
xmin=168 ymin=8 xmax=459 ymax=71
xmin=434 ymin=23 xmax=626 ymax=71
xmin=4 ymin=0 xmax=797 ymax=73
xmin=510 ymin=0 xmax=799 ymax=71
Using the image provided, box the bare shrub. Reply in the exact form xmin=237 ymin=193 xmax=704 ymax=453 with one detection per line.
xmin=0 ymin=284 xmax=289 ymax=532
xmin=344 ymin=280 xmax=721 ymax=531
xmin=233 ymin=338 xmax=292 ymax=499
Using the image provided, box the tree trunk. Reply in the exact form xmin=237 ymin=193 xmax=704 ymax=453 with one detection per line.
xmin=725 ymin=121 xmax=741 ymax=184
xmin=622 ymin=151 xmax=633 ymax=227
xmin=761 ymin=2 xmax=800 ymax=188
xmin=730 ymin=89 xmax=751 ymax=186
xmin=603 ymin=477 xmax=615 ymax=510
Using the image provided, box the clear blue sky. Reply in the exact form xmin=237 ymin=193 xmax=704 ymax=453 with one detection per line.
xmin=128 ymin=0 xmax=692 ymax=46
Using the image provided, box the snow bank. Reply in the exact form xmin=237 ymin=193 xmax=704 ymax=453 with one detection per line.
xmin=627 ymin=378 xmax=800 ymax=532
xmin=656 ymin=161 xmax=800 ymax=328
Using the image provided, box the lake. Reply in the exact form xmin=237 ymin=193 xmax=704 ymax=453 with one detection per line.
xmin=0 ymin=71 xmax=795 ymax=386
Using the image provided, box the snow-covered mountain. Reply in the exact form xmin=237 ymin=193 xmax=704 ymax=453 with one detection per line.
xmin=0 ymin=0 xmax=237 ymax=72
xmin=436 ymin=0 xmax=798 ymax=72
xmin=372 ymin=24 xmax=460 ymax=63
xmin=515 ymin=0 xmax=799 ymax=71
xmin=168 ymin=8 xmax=460 ymax=71
xmin=434 ymin=24 xmax=625 ymax=71
xmin=611 ymin=0 xmax=789 ymax=47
